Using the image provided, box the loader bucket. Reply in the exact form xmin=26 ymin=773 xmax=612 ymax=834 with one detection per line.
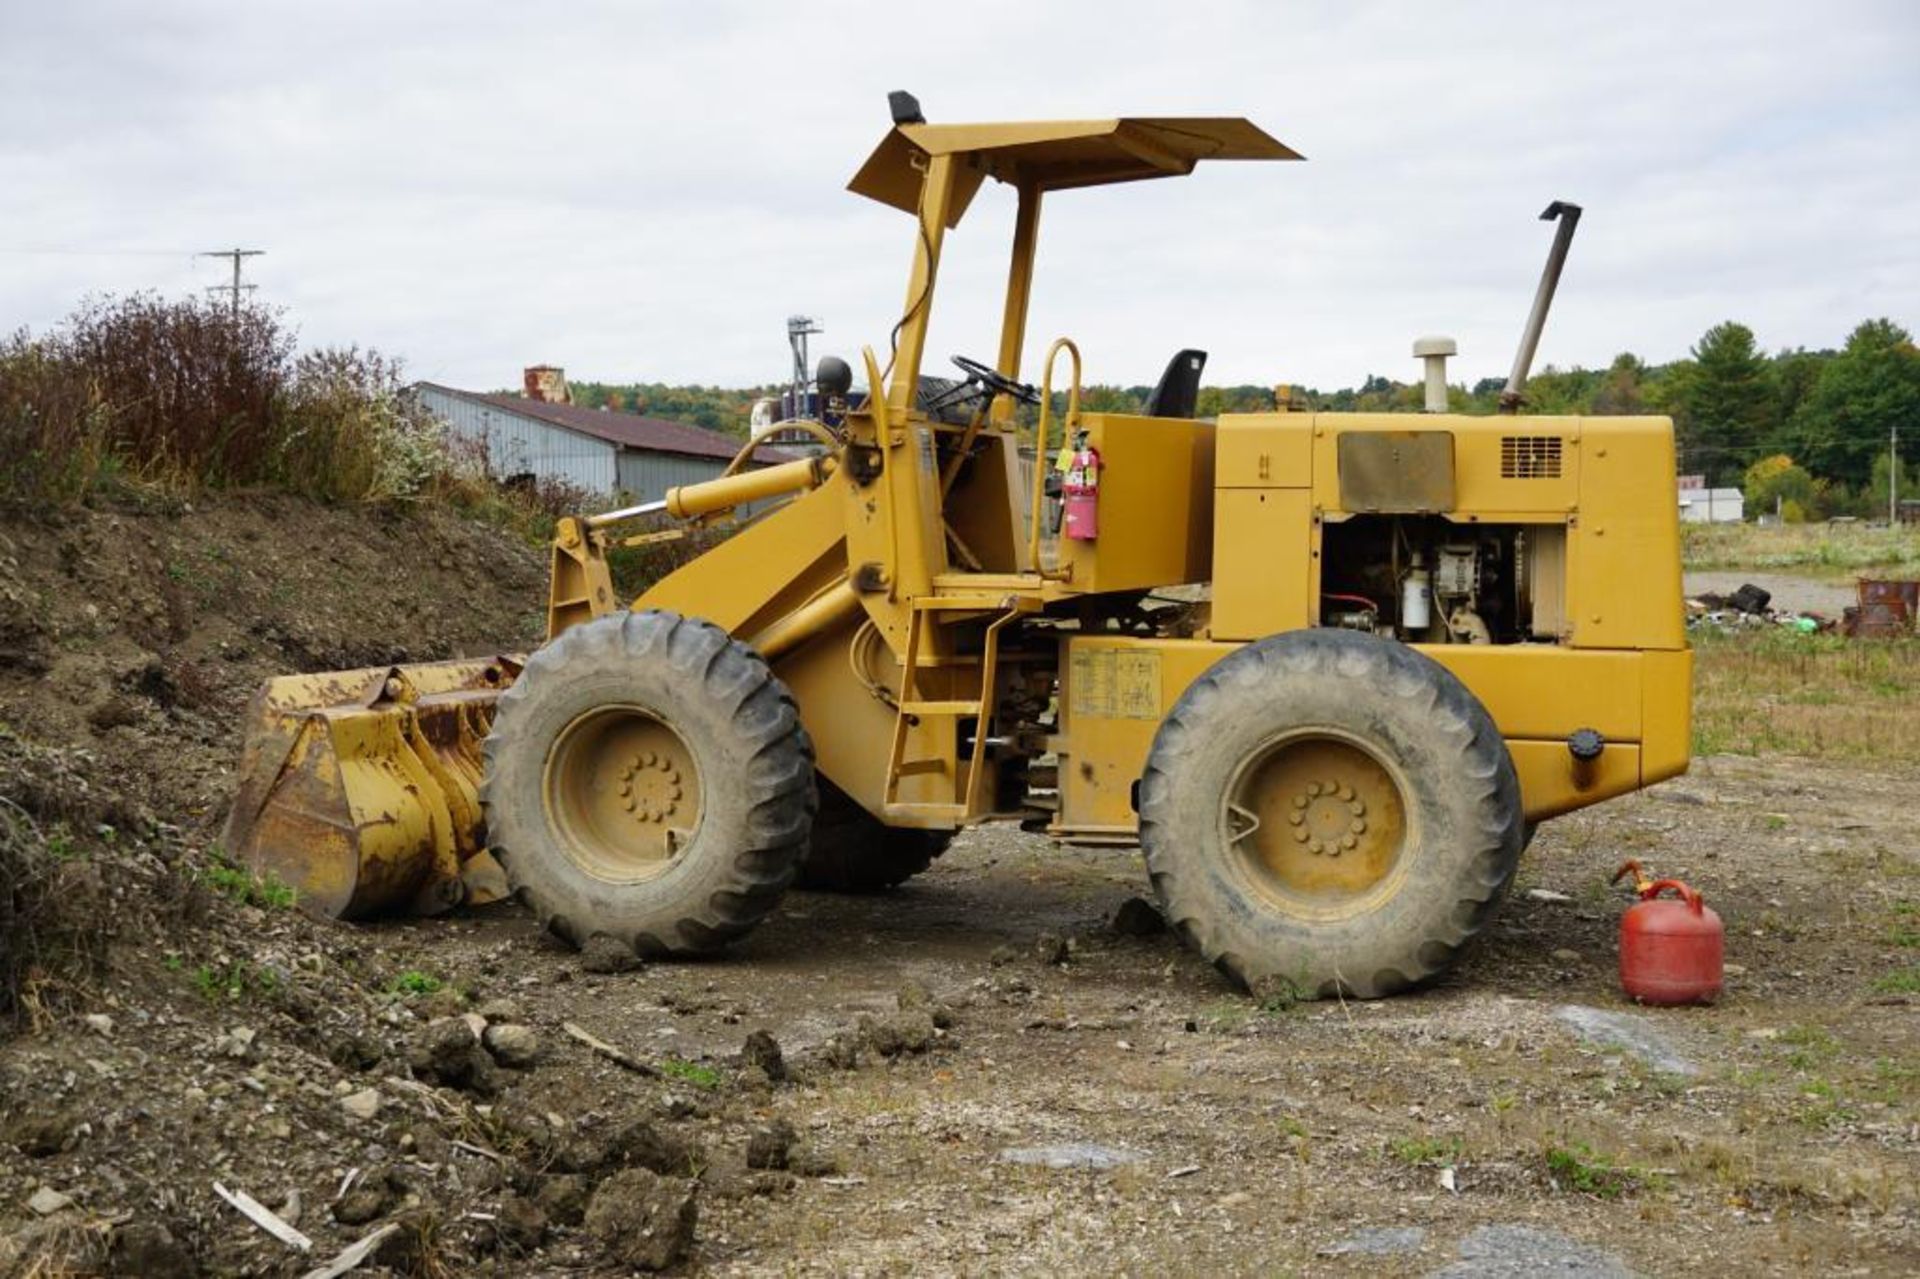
xmin=223 ymin=656 xmax=524 ymax=919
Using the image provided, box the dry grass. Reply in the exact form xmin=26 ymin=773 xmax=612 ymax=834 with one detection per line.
xmin=0 ymin=799 xmax=110 ymax=1032
xmin=0 ymin=729 xmax=120 ymax=1031
xmin=1692 ymin=626 xmax=1920 ymax=761
xmin=1683 ymin=521 xmax=1920 ymax=577
xmin=0 ymin=1217 xmax=111 ymax=1276
xmin=4 ymin=295 xmax=493 ymax=511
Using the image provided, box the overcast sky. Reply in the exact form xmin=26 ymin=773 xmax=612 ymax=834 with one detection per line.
xmin=3 ymin=2 xmax=1916 ymax=394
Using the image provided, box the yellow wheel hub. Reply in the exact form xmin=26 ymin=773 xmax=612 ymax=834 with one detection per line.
xmin=617 ymin=751 xmax=688 ymax=825
xmin=1225 ymin=732 xmax=1409 ymax=917
xmin=544 ymin=705 xmax=702 ymax=883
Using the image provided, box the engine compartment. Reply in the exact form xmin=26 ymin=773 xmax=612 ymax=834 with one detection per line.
xmin=1318 ymin=516 xmax=1570 ymax=644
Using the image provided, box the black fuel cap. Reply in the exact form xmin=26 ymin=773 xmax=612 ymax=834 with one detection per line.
xmin=1568 ymin=728 xmax=1605 ymax=761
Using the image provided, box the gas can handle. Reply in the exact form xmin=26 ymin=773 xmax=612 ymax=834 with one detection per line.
xmin=1641 ymin=879 xmax=1704 ymax=913
xmin=1611 ymin=859 xmax=1653 ymax=894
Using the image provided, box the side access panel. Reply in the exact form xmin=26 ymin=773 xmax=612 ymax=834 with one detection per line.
xmin=1057 ymin=413 xmax=1215 ymax=593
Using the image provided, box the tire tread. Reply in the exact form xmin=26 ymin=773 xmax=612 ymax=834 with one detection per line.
xmin=1140 ymin=629 xmax=1523 ymax=999
xmin=480 ymin=611 xmax=815 ymax=956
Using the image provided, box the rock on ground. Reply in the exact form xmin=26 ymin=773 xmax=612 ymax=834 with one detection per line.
xmin=475 ymin=997 xmax=525 ymax=1024
xmin=1431 ymin=1223 xmax=1635 ymax=1277
xmin=1322 ymin=1225 xmax=1427 ymax=1257
xmin=999 ymin=1142 xmax=1139 ymax=1170
xmin=482 ymin=1022 xmax=542 ymax=1069
xmin=584 ymin=1168 xmax=697 ymax=1271
xmin=1553 ymin=1004 xmax=1699 ymax=1077
xmin=107 ymin=1220 xmax=196 ymax=1278
xmin=861 ymin=1008 xmax=937 ymax=1058
xmin=745 ymin=1120 xmax=796 ymax=1171
xmin=339 ymin=1087 xmax=382 ymax=1121
xmin=27 ymin=1186 xmax=74 ymax=1215
xmin=818 ymin=1030 xmax=861 ymax=1070
xmin=409 ymin=1017 xmax=500 ymax=1094
xmin=740 ymin=1028 xmax=785 ymax=1081
xmin=533 ymin=1174 xmax=589 ymax=1226
xmin=579 ymin=933 xmax=641 ymax=974
xmin=495 ymin=1194 xmax=548 ymax=1251
xmin=560 ymin=1112 xmax=698 ymax=1177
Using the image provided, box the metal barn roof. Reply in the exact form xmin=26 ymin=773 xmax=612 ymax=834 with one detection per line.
xmin=418 ymin=384 xmax=790 ymax=465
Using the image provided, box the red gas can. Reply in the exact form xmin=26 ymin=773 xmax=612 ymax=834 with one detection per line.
xmin=1617 ymin=877 xmax=1723 ymax=1005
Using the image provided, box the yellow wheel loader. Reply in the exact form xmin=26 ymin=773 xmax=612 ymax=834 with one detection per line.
xmin=227 ymin=96 xmax=1691 ymax=998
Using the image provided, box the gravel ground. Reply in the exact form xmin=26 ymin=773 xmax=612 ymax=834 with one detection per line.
xmin=3 ymin=500 xmax=1915 ymax=1275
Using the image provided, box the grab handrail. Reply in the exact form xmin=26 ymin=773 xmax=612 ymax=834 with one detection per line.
xmin=1028 ymin=337 xmax=1081 ymax=574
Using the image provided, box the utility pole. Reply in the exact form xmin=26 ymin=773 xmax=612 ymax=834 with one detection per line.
xmin=200 ymin=248 xmax=263 ymax=319
xmin=1894 ymin=425 xmax=1901 ymax=526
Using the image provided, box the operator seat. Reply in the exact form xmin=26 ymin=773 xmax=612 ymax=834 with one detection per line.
xmin=1143 ymin=349 xmax=1207 ymax=418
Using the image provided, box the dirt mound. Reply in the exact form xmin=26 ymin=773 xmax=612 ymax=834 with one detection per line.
xmin=0 ymin=495 xmax=557 ymax=1271
xmin=0 ymin=494 xmax=892 ymax=1274
xmin=0 ymin=493 xmax=546 ymax=833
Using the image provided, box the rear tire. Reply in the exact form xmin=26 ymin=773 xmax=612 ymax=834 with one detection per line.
xmin=481 ymin=611 xmax=815 ymax=955
xmin=1138 ymin=628 xmax=1523 ymax=999
xmin=797 ymin=777 xmax=951 ymax=892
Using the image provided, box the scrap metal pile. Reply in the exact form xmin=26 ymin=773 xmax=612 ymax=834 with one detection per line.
xmin=1686 ymin=579 xmax=1919 ymax=638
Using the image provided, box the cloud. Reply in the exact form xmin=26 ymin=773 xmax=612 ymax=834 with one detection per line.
xmin=3 ymin=0 xmax=1915 ymax=392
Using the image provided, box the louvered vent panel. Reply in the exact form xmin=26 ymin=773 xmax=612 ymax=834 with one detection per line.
xmin=1500 ymin=435 xmax=1562 ymax=479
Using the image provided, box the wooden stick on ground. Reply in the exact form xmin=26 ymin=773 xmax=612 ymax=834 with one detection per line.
xmin=562 ymin=1021 xmax=657 ymax=1076
xmin=298 ymin=1223 xmax=401 ymax=1279
xmin=213 ymin=1182 xmax=313 ymax=1252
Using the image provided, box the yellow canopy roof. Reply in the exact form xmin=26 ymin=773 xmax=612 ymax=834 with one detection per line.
xmin=848 ymin=117 xmax=1301 ymax=226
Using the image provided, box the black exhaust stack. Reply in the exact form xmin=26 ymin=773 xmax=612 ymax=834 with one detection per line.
xmin=1500 ymin=201 xmax=1582 ymax=413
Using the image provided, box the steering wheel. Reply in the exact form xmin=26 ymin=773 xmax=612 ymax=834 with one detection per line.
xmin=951 ymin=354 xmax=1041 ymax=406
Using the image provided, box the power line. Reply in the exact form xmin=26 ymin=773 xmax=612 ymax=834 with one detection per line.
xmin=199 ymin=247 xmax=263 ymax=319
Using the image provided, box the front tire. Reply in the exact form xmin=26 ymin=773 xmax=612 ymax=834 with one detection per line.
xmin=1138 ymin=629 xmax=1523 ymax=999
xmin=481 ymin=611 xmax=815 ymax=955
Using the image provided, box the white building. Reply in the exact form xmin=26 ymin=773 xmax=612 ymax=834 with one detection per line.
xmin=1677 ymin=486 xmax=1744 ymax=523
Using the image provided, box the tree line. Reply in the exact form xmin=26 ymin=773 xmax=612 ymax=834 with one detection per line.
xmin=576 ymin=316 xmax=1917 ymax=522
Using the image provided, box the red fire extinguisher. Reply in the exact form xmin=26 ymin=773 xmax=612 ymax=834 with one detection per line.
xmin=1062 ymin=430 xmax=1101 ymax=541
xmin=1611 ymin=860 xmax=1724 ymax=1005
